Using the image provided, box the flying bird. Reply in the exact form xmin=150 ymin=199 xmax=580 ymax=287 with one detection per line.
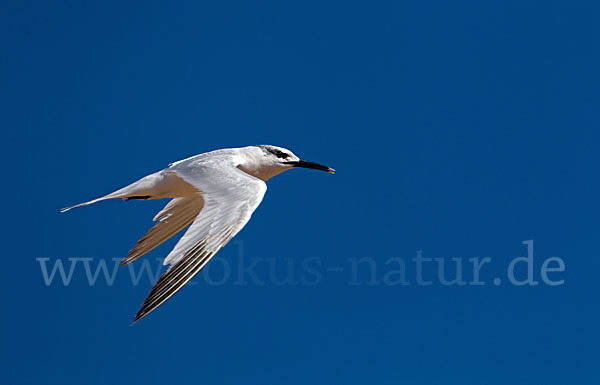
xmin=61 ymin=145 xmax=334 ymax=323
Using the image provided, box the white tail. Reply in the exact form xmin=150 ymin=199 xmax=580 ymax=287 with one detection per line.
xmin=60 ymin=191 xmax=126 ymax=213
xmin=60 ymin=170 xmax=198 ymax=213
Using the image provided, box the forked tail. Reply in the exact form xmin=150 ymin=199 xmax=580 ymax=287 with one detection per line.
xmin=60 ymin=190 xmax=127 ymax=213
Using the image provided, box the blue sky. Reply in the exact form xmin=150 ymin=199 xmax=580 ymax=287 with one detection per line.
xmin=1 ymin=1 xmax=598 ymax=384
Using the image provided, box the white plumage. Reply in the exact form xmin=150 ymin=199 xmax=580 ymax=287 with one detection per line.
xmin=62 ymin=145 xmax=334 ymax=323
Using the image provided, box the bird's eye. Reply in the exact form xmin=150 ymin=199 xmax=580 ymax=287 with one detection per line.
xmin=266 ymin=148 xmax=290 ymax=159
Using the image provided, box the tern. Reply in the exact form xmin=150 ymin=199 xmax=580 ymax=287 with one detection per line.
xmin=61 ymin=145 xmax=334 ymax=323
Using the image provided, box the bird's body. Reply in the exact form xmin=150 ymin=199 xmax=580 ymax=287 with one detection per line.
xmin=62 ymin=145 xmax=333 ymax=323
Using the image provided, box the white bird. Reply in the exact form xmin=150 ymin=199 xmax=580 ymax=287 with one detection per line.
xmin=61 ymin=145 xmax=334 ymax=323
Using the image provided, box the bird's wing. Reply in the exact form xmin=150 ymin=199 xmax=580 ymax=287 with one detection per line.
xmin=120 ymin=196 xmax=205 ymax=266
xmin=133 ymin=161 xmax=267 ymax=323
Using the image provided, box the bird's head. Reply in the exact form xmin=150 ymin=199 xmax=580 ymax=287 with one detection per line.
xmin=238 ymin=145 xmax=335 ymax=181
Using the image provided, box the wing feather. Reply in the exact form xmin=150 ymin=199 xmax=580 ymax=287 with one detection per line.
xmin=120 ymin=197 xmax=204 ymax=266
xmin=132 ymin=160 xmax=266 ymax=323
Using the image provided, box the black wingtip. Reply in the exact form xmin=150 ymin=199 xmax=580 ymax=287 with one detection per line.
xmin=125 ymin=195 xmax=152 ymax=201
xmin=130 ymin=311 xmax=146 ymax=326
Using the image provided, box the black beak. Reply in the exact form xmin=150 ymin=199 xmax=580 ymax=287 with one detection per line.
xmin=284 ymin=159 xmax=335 ymax=174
